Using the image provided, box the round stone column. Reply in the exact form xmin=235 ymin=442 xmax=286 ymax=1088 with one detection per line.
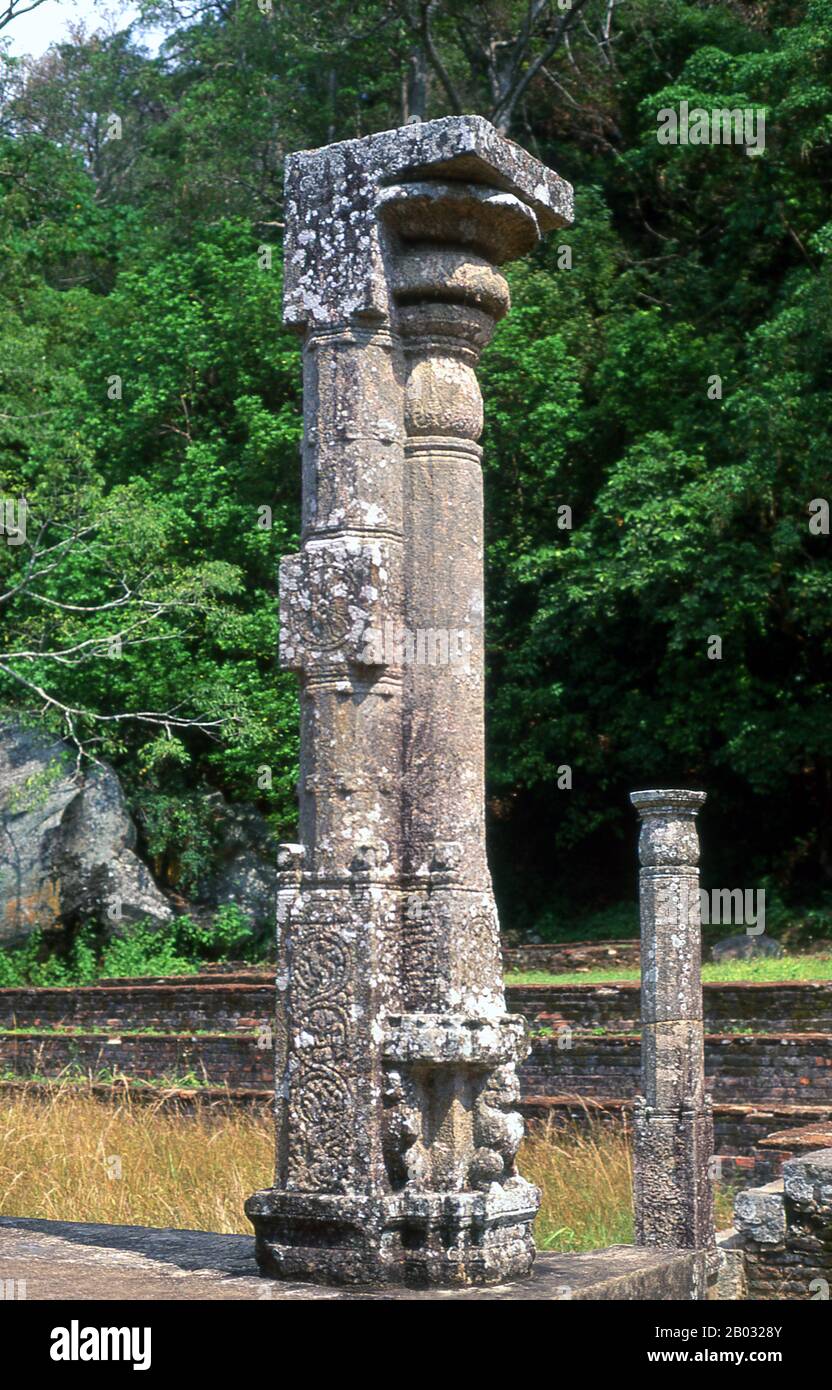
xmin=630 ymin=789 xmax=715 ymax=1254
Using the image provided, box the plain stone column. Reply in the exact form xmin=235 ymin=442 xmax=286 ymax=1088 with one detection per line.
xmin=630 ymin=789 xmax=714 ymax=1252
xmin=246 ymin=118 xmax=573 ymax=1288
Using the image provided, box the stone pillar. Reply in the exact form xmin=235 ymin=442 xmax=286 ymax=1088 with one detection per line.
xmin=245 ymin=118 xmax=572 ymax=1287
xmin=630 ymin=789 xmax=714 ymax=1252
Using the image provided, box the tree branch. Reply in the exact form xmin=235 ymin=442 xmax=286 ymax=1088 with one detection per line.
xmin=419 ymin=0 xmax=463 ymax=114
xmin=0 ymin=0 xmax=49 ymax=32
xmin=490 ymin=0 xmax=593 ymax=132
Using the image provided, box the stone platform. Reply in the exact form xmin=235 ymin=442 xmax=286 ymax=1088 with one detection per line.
xmin=0 ymin=1217 xmax=709 ymax=1300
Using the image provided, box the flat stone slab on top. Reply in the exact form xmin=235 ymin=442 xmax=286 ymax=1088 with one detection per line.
xmin=0 ymin=1217 xmax=707 ymax=1301
xmin=758 ymin=1120 xmax=832 ymax=1152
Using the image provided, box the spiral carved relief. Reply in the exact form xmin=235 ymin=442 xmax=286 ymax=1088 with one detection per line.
xmin=287 ymin=924 xmax=355 ymax=1191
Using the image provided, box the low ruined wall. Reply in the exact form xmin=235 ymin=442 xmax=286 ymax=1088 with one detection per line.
xmin=4 ymin=1026 xmax=831 ymax=1109
xmin=508 ymin=981 xmax=832 ymax=1033
xmin=729 ymin=1150 xmax=832 ymax=1299
xmin=0 ymin=1031 xmax=272 ymax=1088
xmin=519 ymin=1033 xmax=832 ymax=1106
xmin=4 ymin=976 xmax=832 ymax=1036
xmin=0 ymin=981 xmax=274 ymax=1033
xmin=501 ymin=941 xmax=640 ymax=975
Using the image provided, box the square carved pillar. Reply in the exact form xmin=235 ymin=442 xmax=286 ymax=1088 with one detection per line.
xmin=246 ymin=118 xmax=572 ymax=1287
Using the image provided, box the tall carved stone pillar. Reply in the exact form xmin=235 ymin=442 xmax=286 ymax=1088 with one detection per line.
xmin=630 ymin=789 xmax=715 ymax=1252
xmin=246 ymin=118 xmax=572 ymax=1287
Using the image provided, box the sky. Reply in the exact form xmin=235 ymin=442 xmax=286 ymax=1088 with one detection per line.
xmin=3 ymin=0 xmax=166 ymax=57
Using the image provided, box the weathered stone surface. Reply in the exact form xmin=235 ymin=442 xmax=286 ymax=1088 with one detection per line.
xmin=197 ymin=795 xmax=278 ymax=928
xmin=630 ymin=790 xmax=714 ymax=1254
xmin=246 ymin=119 xmax=572 ymax=1287
xmin=0 ymin=723 xmax=172 ymax=941
xmin=640 ymin=1021 xmax=705 ymax=1111
xmin=0 ymin=1217 xmax=711 ymax=1301
xmin=783 ymin=1148 xmax=832 ymax=1212
xmin=282 ymin=116 xmax=572 ymax=331
xmin=710 ymin=932 xmax=783 ymax=962
xmin=734 ymin=1181 xmax=787 ymax=1245
xmin=731 ymin=1152 xmax=832 ymax=1298
xmin=712 ymin=1229 xmax=748 ymax=1300
xmin=634 ymin=1102 xmax=716 ymax=1251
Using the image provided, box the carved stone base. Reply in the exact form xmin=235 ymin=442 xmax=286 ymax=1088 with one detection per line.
xmin=245 ymin=1179 xmax=539 ymax=1287
xmin=633 ymin=1097 xmax=715 ymax=1251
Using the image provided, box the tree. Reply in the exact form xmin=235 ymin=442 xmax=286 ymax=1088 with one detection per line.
xmin=0 ymin=0 xmax=48 ymax=32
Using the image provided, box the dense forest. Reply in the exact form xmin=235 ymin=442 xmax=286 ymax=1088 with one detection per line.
xmin=1 ymin=0 xmax=830 ymax=936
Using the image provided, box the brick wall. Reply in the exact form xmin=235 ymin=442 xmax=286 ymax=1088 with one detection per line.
xmin=4 ymin=1025 xmax=830 ymax=1109
xmin=508 ymin=981 xmax=832 ymax=1033
xmin=5 ymin=976 xmax=831 ymax=1036
xmin=0 ymin=1031 xmax=273 ymax=1089
xmin=519 ymin=1033 xmax=832 ymax=1105
xmin=0 ymin=981 xmax=274 ymax=1033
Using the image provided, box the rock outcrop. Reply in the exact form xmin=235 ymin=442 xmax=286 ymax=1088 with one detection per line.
xmin=197 ymin=792 xmax=277 ymax=928
xmin=0 ymin=723 xmax=172 ymax=942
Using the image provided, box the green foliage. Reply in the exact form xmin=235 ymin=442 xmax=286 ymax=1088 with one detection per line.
xmin=132 ymin=788 xmax=221 ymax=897
xmin=2 ymin=0 xmax=831 ymax=938
xmin=0 ymin=907 xmax=261 ymax=986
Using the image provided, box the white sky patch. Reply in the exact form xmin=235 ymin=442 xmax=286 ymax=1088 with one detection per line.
xmin=3 ymin=0 xmax=166 ymax=57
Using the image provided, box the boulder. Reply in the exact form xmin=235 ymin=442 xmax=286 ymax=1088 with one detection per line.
xmin=0 ymin=722 xmax=172 ymax=942
xmin=710 ymin=931 xmax=783 ymax=962
xmin=197 ymin=794 xmax=277 ymax=928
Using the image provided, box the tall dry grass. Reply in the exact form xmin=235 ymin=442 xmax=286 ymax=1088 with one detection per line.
xmin=520 ymin=1112 xmax=736 ymax=1250
xmin=0 ymin=1082 xmax=272 ymax=1234
xmin=520 ymin=1115 xmax=635 ymax=1251
xmin=0 ymin=1084 xmax=735 ymax=1248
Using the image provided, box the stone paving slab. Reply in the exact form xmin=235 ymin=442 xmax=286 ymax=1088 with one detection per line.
xmin=0 ymin=1217 xmax=707 ymax=1300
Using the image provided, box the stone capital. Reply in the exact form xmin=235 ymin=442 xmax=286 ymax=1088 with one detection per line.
xmin=630 ymin=788 xmax=706 ymax=869
xmin=630 ymin=788 xmax=707 ymax=818
xmin=283 ymin=115 xmax=573 ymax=332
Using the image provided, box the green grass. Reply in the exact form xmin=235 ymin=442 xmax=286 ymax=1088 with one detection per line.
xmin=0 ymin=1027 xmax=258 ymax=1038
xmin=0 ymin=1067 xmax=222 ymax=1089
xmin=506 ymin=953 xmax=832 ymax=987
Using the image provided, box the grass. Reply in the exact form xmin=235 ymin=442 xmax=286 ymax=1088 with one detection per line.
xmin=0 ymin=1067 xmax=228 ymax=1089
xmin=0 ymin=1026 xmax=256 ymax=1037
xmin=522 ymin=1116 xmax=736 ymax=1251
xmin=0 ymin=1081 xmax=273 ymax=1233
xmin=522 ymin=1116 xmax=635 ymax=1251
xmin=507 ymin=953 xmax=832 ymax=987
xmin=0 ymin=1084 xmax=735 ymax=1250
